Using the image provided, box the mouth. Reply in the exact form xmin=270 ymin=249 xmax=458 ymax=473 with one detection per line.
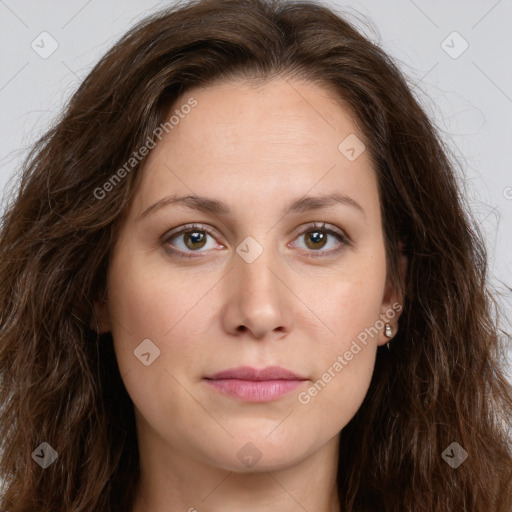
xmin=203 ymin=366 xmax=308 ymax=402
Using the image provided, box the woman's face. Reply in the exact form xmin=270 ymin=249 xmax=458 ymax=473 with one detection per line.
xmin=95 ymin=78 xmax=405 ymax=472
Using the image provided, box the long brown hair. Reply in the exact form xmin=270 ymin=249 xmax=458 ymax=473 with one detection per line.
xmin=1 ymin=0 xmax=511 ymax=510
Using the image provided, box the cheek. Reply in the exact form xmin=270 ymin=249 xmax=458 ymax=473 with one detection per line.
xmin=105 ymin=249 xmax=212 ymax=401
xmin=108 ymin=241 xmax=203 ymax=338
xmin=295 ymin=322 xmax=377 ymax=438
xmin=296 ymin=262 xmax=384 ymax=429
xmin=105 ymin=250 xmax=176 ymax=375
xmin=311 ymin=257 xmax=386 ymax=352
xmin=105 ymin=269 xmax=191 ymax=432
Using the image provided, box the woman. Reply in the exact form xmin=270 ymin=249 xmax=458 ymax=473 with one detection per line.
xmin=0 ymin=0 xmax=511 ymax=510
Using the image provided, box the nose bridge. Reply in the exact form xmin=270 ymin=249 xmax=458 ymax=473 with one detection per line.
xmin=235 ymin=233 xmax=280 ymax=296
xmin=227 ymin=232 xmax=288 ymax=337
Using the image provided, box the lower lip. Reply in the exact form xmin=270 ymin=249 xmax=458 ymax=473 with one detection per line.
xmin=204 ymin=378 xmax=305 ymax=402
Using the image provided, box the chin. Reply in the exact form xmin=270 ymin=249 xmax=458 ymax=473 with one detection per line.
xmin=200 ymin=433 xmax=313 ymax=473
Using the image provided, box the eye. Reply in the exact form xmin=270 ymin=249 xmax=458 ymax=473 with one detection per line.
xmin=290 ymin=222 xmax=349 ymax=257
xmin=163 ymin=222 xmax=349 ymax=259
xmin=164 ymin=224 xmax=221 ymax=257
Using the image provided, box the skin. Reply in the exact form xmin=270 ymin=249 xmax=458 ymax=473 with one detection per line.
xmin=93 ymin=77 xmax=407 ymax=512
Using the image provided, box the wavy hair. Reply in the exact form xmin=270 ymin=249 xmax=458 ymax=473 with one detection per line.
xmin=1 ymin=0 xmax=511 ymax=510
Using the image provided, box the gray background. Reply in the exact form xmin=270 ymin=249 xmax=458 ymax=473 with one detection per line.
xmin=0 ymin=0 xmax=511 ymax=379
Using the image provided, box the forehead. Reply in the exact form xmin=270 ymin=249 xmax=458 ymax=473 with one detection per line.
xmin=128 ymin=78 xmax=380 ymax=223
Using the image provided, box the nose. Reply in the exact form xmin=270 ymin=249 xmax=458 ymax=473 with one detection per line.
xmin=220 ymin=244 xmax=293 ymax=341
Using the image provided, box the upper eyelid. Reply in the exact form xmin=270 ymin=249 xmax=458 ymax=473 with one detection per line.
xmin=164 ymin=223 xmax=223 ymax=242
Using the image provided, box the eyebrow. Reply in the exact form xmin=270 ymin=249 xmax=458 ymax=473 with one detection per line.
xmin=138 ymin=192 xmax=366 ymax=221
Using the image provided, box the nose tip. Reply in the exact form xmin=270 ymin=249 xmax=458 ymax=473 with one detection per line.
xmin=225 ymin=249 xmax=290 ymax=340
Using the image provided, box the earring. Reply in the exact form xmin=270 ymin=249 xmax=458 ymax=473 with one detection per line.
xmin=385 ymin=323 xmax=392 ymax=350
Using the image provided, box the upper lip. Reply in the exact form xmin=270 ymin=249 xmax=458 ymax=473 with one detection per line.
xmin=205 ymin=366 xmax=306 ymax=381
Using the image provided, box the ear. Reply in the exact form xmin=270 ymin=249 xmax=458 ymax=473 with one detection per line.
xmin=377 ymin=239 xmax=407 ymax=347
xmin=90 ymin=291 xmax=112 ymax=334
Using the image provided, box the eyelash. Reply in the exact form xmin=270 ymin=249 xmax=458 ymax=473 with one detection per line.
xmin=163 ymin=222 xmax=350 ymax=259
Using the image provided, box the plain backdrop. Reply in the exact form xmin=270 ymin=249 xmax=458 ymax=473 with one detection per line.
xmin=0 ymin=0 xmax=511 ymax=380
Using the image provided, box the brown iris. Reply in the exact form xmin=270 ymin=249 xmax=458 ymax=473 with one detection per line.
xmin=183 ymin=230 xmax=207 ymax=250
xmin=304 ymin=229 xmax=328 ymax=250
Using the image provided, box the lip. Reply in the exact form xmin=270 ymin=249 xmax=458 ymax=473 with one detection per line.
xmin=204 ymin=366 xmax=308 ymax=402
xmin=205 ymin=365 xmax=305 ymax=381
